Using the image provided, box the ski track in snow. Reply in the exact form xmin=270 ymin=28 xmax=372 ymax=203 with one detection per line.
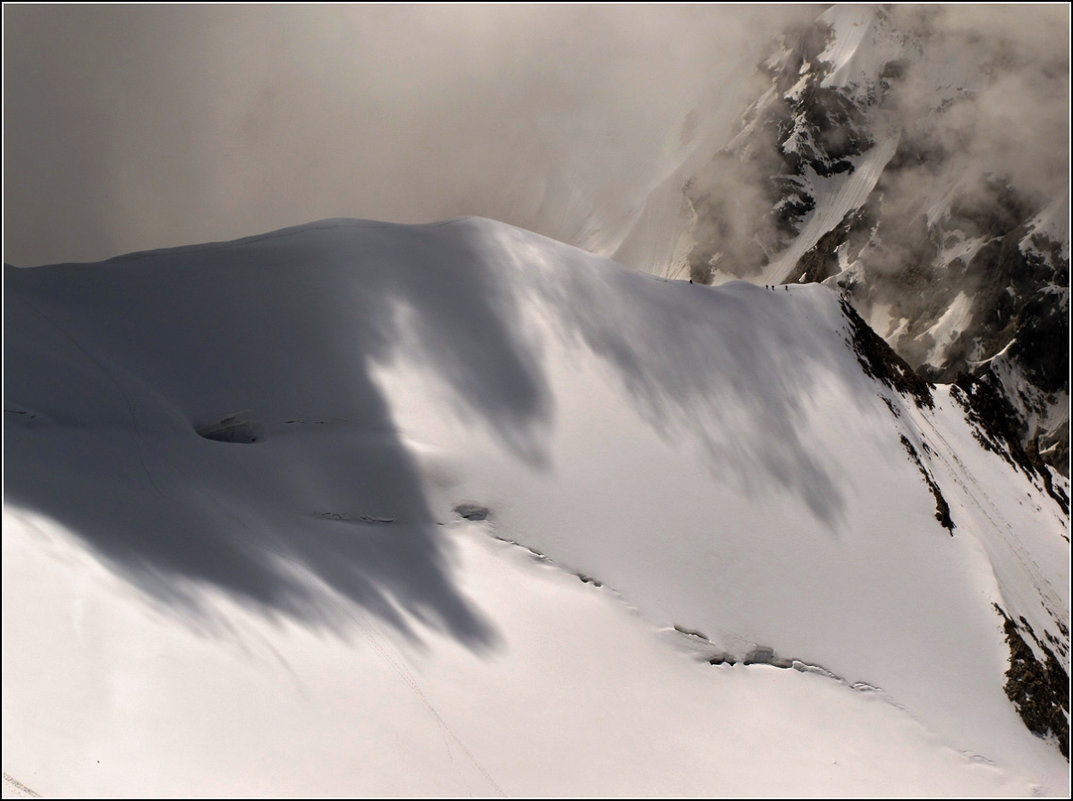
xmin=2 ymin=773 xmax=41 ymax=798
xmin=913 ymin=400 xmax=1068 ymax=628
xmin=340 ymin=600 xmax=505 ymax=797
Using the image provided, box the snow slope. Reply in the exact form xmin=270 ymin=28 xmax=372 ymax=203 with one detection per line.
xmin=4 ymin=217 xmax=1070 ymax=795
xmin=757 ymin=134 xmax=899 ymax=286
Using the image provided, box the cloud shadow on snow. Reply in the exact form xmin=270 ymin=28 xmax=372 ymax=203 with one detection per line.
xmin=487 ymin=224 xmax=853 ymax=526
xmin=5 ymin=215 xmax=867 ymax=651
xmin=4 ymin=219 xmax=556 ymax=649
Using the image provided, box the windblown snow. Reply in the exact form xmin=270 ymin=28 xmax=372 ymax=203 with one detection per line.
xmin=3 ymin=217 xmax=1070 ymax=796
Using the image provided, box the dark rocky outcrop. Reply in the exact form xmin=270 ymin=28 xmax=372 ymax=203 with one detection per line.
xmin=899 ymin=435 xmax=955 ymax=533
xmin=995 ymin=605 xmax=1070 ymax=759
xmin=841 ymin=298 xmax=934 ymax=409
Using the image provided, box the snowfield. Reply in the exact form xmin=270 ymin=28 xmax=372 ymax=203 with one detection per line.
xmin=4 ymin=217 xmax=1070 ymax=796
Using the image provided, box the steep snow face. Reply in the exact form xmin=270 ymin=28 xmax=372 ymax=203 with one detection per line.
xmin=4 ymin=218 xmax=1070 ymax=795
xmin=635 ymin=4 xmax=1069 ymax=477
xmin=815 ymin=4 xmax=901 ymax=91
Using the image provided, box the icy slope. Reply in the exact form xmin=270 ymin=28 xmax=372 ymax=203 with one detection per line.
xmin=4 ymin=217 xmax=1070 ymax=795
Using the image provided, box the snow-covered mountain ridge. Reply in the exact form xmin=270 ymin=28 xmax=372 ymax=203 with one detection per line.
xmin=641 ymin=4 xmax=1069 ymax=478
xmin=4 ymin=216 xmax=1069 ymax=795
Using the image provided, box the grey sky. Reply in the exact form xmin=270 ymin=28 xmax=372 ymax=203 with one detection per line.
xmin=4 ymin=3 xmax=810 ymax=267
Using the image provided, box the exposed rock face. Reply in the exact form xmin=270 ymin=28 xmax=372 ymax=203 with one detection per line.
xmin=679 ymin=5 xmax=1069 ymax=475
xmin=996 ymin=605 xmax=1070 ymax=760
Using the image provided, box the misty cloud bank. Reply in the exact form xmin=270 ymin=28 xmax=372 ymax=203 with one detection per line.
xmin=4 ymin=4 xmax=809 ymax=267
xmin=682 ymin=3 xmax=1069 ymax=286
xmin=867 ymin=5 xmax=1069 ymax=268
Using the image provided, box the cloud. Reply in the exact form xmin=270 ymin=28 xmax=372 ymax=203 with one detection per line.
xmin=883 ymin=3 xmax=1070 ymax=205
xmin=673 ymin=4 xmax=1068 ymax=285
xmin=849 ymin=4 xmax=1069 ymax=288
xmin=4 ymin=4 xmax=801 ymax=266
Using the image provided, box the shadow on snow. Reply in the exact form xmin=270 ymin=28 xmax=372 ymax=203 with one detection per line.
xmin=5 ymin=217 xmax=874 ymax=647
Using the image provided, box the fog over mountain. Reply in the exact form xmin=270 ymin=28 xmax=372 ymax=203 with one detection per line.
xmin=4 ymin=3 xmax=810 ymax=267
xmin=673 ymin=3 xmax=1068 ymax=283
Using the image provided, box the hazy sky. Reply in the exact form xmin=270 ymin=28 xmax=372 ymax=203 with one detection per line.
xmin=3 ymin=3 xmax=809 ymax=267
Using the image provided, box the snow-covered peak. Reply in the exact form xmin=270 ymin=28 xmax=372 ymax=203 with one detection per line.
xmin=4 ymin=218 xmax=1069 ymax=794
